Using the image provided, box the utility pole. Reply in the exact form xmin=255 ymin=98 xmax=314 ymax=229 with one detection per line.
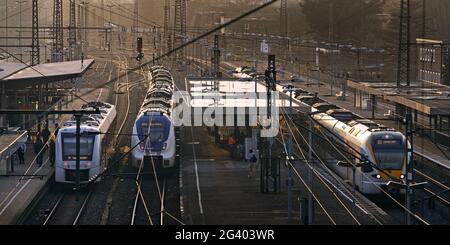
xmin=307 ymin=116 xmax=314 ymax=225
xmin=174 ymin=0 xmax=181 ymax=59
xmin=69 ymin=0 xmax=76 ymax=60
xmin=84 ymin=2 xmax=88 ymax=52
xmin=405 ymin=113 xmax=414 ymax=225
xmin=5 ymin=0 xmax=8 ymax=52
xmin=75 ymin=114 xmax=82 ymax=201
xmin=181 ymin=0 xmax=187 ymax=60
xmin=212 ymin=35 xmax=221 ymax=89
xmin=107 ymin=4 xmax=113 ymax=52
xmin=174 ymin=0 xmax=186 ymax=61
xmin=77 ymin=3 xmax=82 ymax=43
xmin=261 ymin=55 xmax=277 ymax=194
xmin=280 ymin=0 xmax=287 ymax=60
xmin=80 ymin=1 xmax=89 ymax=54
xmin=397 ymin=0 xmax=411 ymax=87
xmin=133 ymin=0 xmax=139 ymax=51
xmin=31 ymin=0 xmax=40 ymax=65
xmin=101 ymin=0 xmax=104 ymax=25
xmin=100 ymin=0 xmax=105 ymax=49
xmin=164 ymin=0 xmax=171 ymax=53
xmin=286 ymin=84 xmax=294 ymax=223
xmin=422 ymin=0 xmax=427 ymax=39
xmin=16 ymin=1 xmax=27 ymax=62
xmin=53 ymin=0 xmax=63 ymax=62
xmin=69 ymin=0 xmax=77 ymax=45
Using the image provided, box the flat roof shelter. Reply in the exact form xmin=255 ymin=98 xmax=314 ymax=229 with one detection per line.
xmin=186 ymin=77 xmax=309 ymax=116
xmin=0 ymin=59 xmax=95 ymax=129
xmin=346 ymin=79 xmax=450 ymax=141
xmin=0 ymin=59 xmax=95 ymax=89
xmin=185 ymin=77 xmax=309 ymax=146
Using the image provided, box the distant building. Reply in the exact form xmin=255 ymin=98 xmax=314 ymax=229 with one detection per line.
xmin=416 ymin=38 xmax=450 ymax=85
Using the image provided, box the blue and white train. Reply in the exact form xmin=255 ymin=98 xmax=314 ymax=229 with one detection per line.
xmin=55 ymin=102 xmax=117 ymax=184
xmin=131 ymin=66 xmax=177 ymax=170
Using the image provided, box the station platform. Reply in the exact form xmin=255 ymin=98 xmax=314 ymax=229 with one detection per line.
xmin=180 ymin=126 xmax=387 ymax=225
xmin=0 ymin=88 xmax=110 ymax=225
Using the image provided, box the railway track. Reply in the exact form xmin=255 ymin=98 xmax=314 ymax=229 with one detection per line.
xmin=414 ymin=169 xmax=450 ymax=208
xmin=130 ymin=64 xmax=183 ymax=226
xmin=43 ymin=190 xmax=92 ymax=226
xmin=99 ymin=54 xmax=136 ymax=225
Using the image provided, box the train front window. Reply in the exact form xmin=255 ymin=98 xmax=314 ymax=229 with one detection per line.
xmin=61 ymin=133 xmax=95 ymax=161
xmin=149 ymin=123 xmax=166 ymax=142
xmin=373 ymin=139 xmax=404 ymax=170
xmin=140 ymin=121 xmax=168 ymax=142
xmin=140 ymin=122 xmax=149 ymax=141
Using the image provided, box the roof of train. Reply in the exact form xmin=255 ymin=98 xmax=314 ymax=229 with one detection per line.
xmin=137 ymin=66 xmax=175 ymax=117
xmin=62 ymin=102 xmax=116 ymax=129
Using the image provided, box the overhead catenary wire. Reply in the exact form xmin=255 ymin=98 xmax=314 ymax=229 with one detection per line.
xmin=279 ymin=109 xmax=362 ymax=225
xmin=278 ymin=121 xmax=337 ymax=225
xmin=0 ymin=0 xmax=280 ymax=141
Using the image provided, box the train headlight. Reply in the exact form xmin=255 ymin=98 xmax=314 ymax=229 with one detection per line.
xmin=400 ymin=174 xmax=405 ymax=179
xmin=376 ymin=174 xmax=382 ymax=179
xmin=64 ymin=162 xmax=69 ymax=169
xmin=139 ymin=143 xmax=145 ymax=151
xmin=162 ymin=143 xmax=168 ymax=151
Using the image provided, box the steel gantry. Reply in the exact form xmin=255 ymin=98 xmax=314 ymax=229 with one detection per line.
xmin=164 ymin=0 xmax=172 ymax=53
xmin=397 ymin=0 xmax=411 ymax=87
xmin=53 ymin=0 xmax=64 ymax=62
xmin=69 ymin=0 xmax=77 ymax=46
xmin=31 ymin=0 xmax=40 ymax=65
xmin=174 ymin=0 xmax=187 ymax=60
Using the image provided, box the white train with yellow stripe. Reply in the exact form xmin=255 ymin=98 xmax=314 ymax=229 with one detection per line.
xmin=311 ymin=107 xmax=409 ymax=194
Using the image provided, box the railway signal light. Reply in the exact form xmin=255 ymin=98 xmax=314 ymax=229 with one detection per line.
xmin=136 ymin=52 xmax=144 ymax=62
xmin=137 ymin=37 xmax=143 ymax=53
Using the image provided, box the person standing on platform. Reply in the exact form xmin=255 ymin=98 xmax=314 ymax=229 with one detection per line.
xmin=49 ymin=139 xmax=56 ymax=167
xmin=34 ymin=137 xmax=45 ymax=167
xmin=248 ymin=150 xmax=258 ymax=179
xmin=228 ymin=135 xmax=237 ymax=158
xmin=17 ymin=147 xmax=25 ymax=165
xmin=42 ymin=125 xmax=51 ymax=145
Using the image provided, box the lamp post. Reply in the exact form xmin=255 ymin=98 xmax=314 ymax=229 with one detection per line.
xmin=4 ymin=0 xmax=8 ymax=51
xmin=106 ymin=4 xmax=114 ymax=52
xmin=79 ymin=1 xmax=90 ymax=54
xmin=285 ymin=84 xmax=295 ymax=223
xmin=16 ymin=0 xmax=27 ymax=62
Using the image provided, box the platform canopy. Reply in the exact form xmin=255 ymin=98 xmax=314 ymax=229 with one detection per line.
xmin=186 ymin=77 xmax=308 ymax=115
xmin=347 ymin=79 xmax=450 ymax=116
xmin=0 ymin=61 xmax=27 ymax=80
xmin=0 ymin=59 xmax=95 ymax=88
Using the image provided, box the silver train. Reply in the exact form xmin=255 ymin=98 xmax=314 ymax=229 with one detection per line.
xmin=131 ymin=66 xmax=177 ymax=169
xmin=55 ymin=102 xmax=117 ymax=184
